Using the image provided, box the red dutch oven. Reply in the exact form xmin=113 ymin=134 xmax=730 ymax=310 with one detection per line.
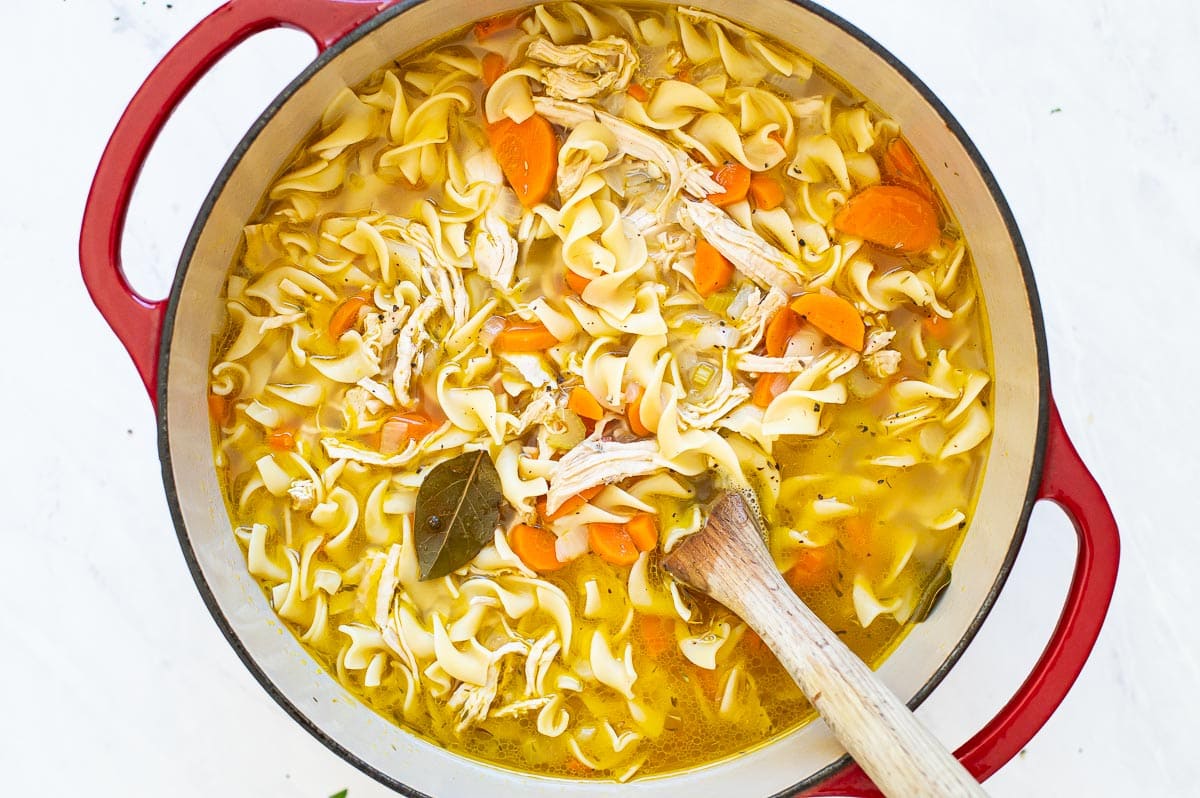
xmin=79 ymin=1 xmax=1120 ymax=795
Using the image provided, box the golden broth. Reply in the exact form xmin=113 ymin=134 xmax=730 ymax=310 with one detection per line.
xmin=208 ymin=2 xmax=992 ymax=781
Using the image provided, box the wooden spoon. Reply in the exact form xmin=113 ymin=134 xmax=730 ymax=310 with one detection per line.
xmin=661 ymin=490 xmax=987 ymax=798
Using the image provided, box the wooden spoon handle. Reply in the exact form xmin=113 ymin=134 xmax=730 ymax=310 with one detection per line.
xmin=665 ymin=493 xmax=987 ymax=798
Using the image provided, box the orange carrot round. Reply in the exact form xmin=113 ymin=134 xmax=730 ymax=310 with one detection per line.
xmin=627 ymin=384 xmax=651 ymax=436
xmin=377 ymin=411 xmax=439 ymax=453
xmin=881 ymin=137 xmax=934 ymax=200
xmin=509 ymin=523 xmax=565 ymax=572
xmin=923 ymin=313 xmax=954 ymax=342
xmin=639 ymin=614 xmax=675 ymax=659
xmin=785 ymin=546 xmax=831 ymax=592
xmin=567 ymin=386 xmax=604 ymax=421
xmin=748 ymin=174 xmax=785 ymax=211
xmin=588 ymin=523 xmax=639 ymax=566
xmin=751 ymin=372 xmax=790 ymax=408
xmin=208 ymin=393 xmax=232 ymax=426
xmin=328 ymin=293 xmax=370 ymax=340
xmin=493 ymin=317 xmax=560 ymax=352
xmin=487 ymin=113 xmax=557 ymax=207
xmin=833 ymin=184 xmax=940 ymax=253
xmin=540 ymin=484 xmax=604 ymax=523
xmin=626 ymin=513 xmax=659 ymax=552
xmin=764 ymin=307 xmax=800 ymax=357
xmin=481 ymin=52 xmax=506 ymax=88
xmin=789 ymin=293 xmax=865 ymax=351
xmin=627 ymin=83 xmax=649 ymax=102
xmin=267 ymin=431 xmax=295 ymax=451
xmin=693 ymin=238 xmax=734 ymax=297
xmin=564 ymin=268 xmax=591 ymax=295
xmin=706 ymin=162 xmax=752 ymax=207
xmin=474 ymin=12 xmax=522 ymax=41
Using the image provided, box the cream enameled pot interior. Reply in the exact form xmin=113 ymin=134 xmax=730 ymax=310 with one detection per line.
xmin=161 ymin=1 xmax=1045 ymax=794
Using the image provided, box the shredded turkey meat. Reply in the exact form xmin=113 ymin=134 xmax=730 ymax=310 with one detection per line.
xmin=532 ymin=97 xmax=722 ymax=202
xmin=546 ymin=439 xmax=673 ymax=514
xmin=526 ymin=36 xmax=638 ymax=100
xmin=679 ymin=200 xmax=804 ymax=295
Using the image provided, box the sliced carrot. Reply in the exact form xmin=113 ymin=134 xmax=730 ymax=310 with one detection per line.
xmin=481 ymin=52 xmax=506 ymax=88
xmin=693 ymin=238 xmax=734 ymax=297
xmin=689 ymin=663 xmax=719 ymax=698
xmin=841 ymin=515 xmax=874 ymax=560
xmin=567 ymin=386 xmax=604 ymax=421
xmin=626 ymin=384 xmax=651 ymax=437
xmin=627 ymin=83 xmax=649 ymax=102
xmin=764 ymin=307 xmax=801 ymax=357
xmin=789 ymin=293 xmax=865 ymax=352
xmin=493 ymin=317 xmax=560 ymax=352
xmin=588 ymin=522 xmax=639 ymax=566
xmin=565 ymin=757 xmax=592 ymax=775
xmin=377 ymin=411 xmax=439 ymax=453
xmin=743 ymin=630 xmax=769 ymax=657
xmin=487 ymin=113 xmax=557 ymax=207
xmin=474 ymin=11 xmax=522 ymax=41
xmin=881 ymin=137 xmax=934 ymax=200
xmin=267 ymin=431 xmax=294 ymax=451
xmin=751 ymin=373 xmax=790 ymax=408
xmin=767 ymin=131 xmax=786 ymax=149
xmin=208 ymin=393 xmax=232 ymax=427
xmin=748 ymin=174 xmax=785 ymax=211
xmin=564 ymin=268 xmax=592 ymax=295
xmin=539 ymin=484 xmax=604 ymax=523
xmin=785 ymin=546 xmax=832 ymax=592
xmin=706 ymin=162 xmax=752 ymax=207
xmin=626 ymin=513 xmax=659 ymax=552
xmin=328 ymin=292 xmax=371 ymax=340
xmin=639 ymin=614 xmax=675 ymax=659
xmin=509 ymin=523 xmax=565 ymax=572
xmin=923 ymin=313 xmax=954 ymax=342
xmin=833 ymin=184 xmax=940 ymax=253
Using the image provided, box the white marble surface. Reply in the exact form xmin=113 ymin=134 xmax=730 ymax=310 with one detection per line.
xmin=3 ymin=1 xmax=1197 ymax=795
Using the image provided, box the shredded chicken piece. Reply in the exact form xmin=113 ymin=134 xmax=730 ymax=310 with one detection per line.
xmin=527 ymin=36 xmax=637 ymax=100
xmin=512 ymin=392 xmax=558 ymax=437
xmin=446 ymin=642 xmax=527 ymax=733
xmin=287 ymin=479 xmax=317 ymax=512
xmin=865 ymin=349 xmax=902 ymax=379
xmin=546 ymin=439 xmax=671 ymax=514
xmin=492 ymin=697 xmax=552 ymax=718
xmin=679 ymin=200 xmax=804 ymax=294
xmin=342 ymin=386 xmax=375 ymax=428
xmin=392 ymin=295 xmax=440 ymax=408
xmin=863 ymin=328 xmax=897 ymax=355
xmin=474 ymin=212 xmax=518 ymax=291
xmin=734 ymin=287 xmax=788 ymax=351
xmin=736 ymin=353 xmax=812 ymax=373
xmin=361 ymin=302 xmax=410 ymax=360
xmin=320 ymin=437 xmax=423 ymax=468
xmin=532 ymin=97 xmax=721 ymax=202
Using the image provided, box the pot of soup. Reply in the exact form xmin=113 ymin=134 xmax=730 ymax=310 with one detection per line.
xmin=80 ymin=1 xmax=1119 ymax=794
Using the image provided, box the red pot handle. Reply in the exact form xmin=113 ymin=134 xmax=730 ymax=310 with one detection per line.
xmin=79 ymin=0 xmax=390 ymax=406
xmin=808 ymin=394 xmax=1119 ymax=796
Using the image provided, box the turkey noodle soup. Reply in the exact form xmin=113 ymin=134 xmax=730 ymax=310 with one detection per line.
xmin=207 ymin=2 xmax=992 ymax=781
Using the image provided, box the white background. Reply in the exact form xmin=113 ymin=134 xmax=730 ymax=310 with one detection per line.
xmin=3 ymin=1 xmax=1197 ymax=795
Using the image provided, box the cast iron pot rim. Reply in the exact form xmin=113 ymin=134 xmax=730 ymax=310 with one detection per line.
xmin=155 ymin=1 xmax=1051 ymax=794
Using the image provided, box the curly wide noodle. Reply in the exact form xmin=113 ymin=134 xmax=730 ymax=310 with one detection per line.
xmin=208 ymin=1 xmax=992 ymax=781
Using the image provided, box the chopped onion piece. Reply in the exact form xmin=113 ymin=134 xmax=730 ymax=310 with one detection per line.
xmin=479 ymin=315 xmax=508 ymax=348
xmin=555 ymin=525 xmax=590 ymax=563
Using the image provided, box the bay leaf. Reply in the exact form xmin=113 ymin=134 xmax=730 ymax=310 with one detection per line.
xmin=415 ymin=449 xmax=503 ymax=580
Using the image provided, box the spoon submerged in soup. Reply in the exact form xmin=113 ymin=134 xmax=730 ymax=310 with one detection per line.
xmin=662 ymin=491 xmax=988 ymax=798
